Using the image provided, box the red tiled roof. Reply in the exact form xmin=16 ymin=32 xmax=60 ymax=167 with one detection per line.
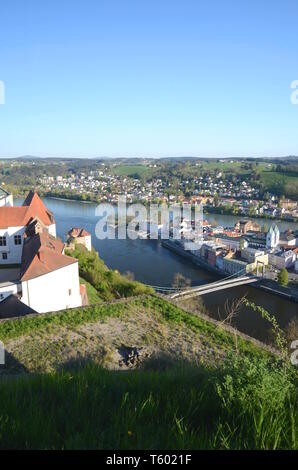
xmin=0 ymin=206 xmax=28 ymax=228
xmin=68 ymin=227 xmax=91 ymax=238
xmin=21 ymin=231 xmax=77 ymax=281
xmin=0 ymin=191 xmax=55 ymax=229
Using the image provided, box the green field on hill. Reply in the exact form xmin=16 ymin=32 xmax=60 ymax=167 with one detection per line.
xmin=259 ymin=171 xmax=298 ymax=198
xmin=111 ymin=164 xmax=158 ymax=178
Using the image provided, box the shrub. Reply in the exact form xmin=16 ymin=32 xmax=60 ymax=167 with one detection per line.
xmin=66 ymin=244 xmax=153 ymax=301
xmin=278 ymin=268 xmax=288 ymax=287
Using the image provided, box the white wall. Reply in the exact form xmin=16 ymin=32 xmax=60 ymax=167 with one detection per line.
xmin=0 ymin=281 xmax=19 ymax=302
xmin=0 ymin=194 xmax=13 ymax=207
xmin=21 ymin=262 xmax=82 ymax=313
xmin=48 ymin=223 xmax=57 ymax=237
xmin=85 ymin=235 xmax=92 ymax=251
xmin=0 ymin=226 xmax=25 ymax=265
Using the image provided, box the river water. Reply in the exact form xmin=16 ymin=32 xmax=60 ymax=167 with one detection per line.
xmin=16 ymin=197 xmax=297 ymax=343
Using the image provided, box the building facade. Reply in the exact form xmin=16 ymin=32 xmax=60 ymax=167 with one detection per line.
xmin=269 ymin=250 xmax=296 ymax=269
xmin=266 ymin=224 xmax=280 ymax=249
xmin=0 ymin=188 xmax=13 ymax=207
xmin=0 ymin=192 xmax=84 ymax=316
xmin=66 ymin=227 xmax=92 ymax=252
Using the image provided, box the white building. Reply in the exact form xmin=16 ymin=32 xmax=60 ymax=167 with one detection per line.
xmin=266 ymin=224 xmax=280 ymax=249
xmin=213 ymin=235 xmax=248 ymax=251
xmin=0 ymin=188 xmax=13 ymax=207
xmin=241 ymin=247 xmax=268 ymax=265
xmin=20 ymin=231 xmax=82 ymax=313
xmin=0 ymin=192 xmax=84 ymax=316
xmin=269 ymin=250 xmax=297 ymax=269
xmin=279 ymin=230 xmax=298 ymax=247
xmin=66 ymin=227 xmax=92 ymax=251
xmin=0 ymin=190 xmax=56 ymax=266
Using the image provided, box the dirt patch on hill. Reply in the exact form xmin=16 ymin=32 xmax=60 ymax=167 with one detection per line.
xmin=1 ymin=303 xmax=224 ymax=375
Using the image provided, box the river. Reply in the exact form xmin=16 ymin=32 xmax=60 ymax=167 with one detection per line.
xmin=16 ymin=197 xmax=297 ymax=343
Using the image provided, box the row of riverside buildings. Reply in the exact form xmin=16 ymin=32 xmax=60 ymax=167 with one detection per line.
xmin=0 ymin=190 xmax=91 ymax=318
xmin=168 ymin=217 xmax=298 ymax=276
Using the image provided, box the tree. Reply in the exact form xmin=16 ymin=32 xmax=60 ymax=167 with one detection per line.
xmin=264 ymin=192 xmax=270 ymax=201
xmin=172 ymin=273 xmax=191 ymax=289
xmin=239 ymin=239 xmax=246 ymax=250
xmin=278 ymin=268 xmax=288 ymax=287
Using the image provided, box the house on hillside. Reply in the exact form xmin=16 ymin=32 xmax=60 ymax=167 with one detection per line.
xmin=20 ymin=231 xmax=82 ymax=313
xmin=66 ymin=227 xmax=92 ymax=252
xmin=0 ymin=191 xmax=84 ymax=317
xmin=0 ymin=190 xmax=56 ymax=266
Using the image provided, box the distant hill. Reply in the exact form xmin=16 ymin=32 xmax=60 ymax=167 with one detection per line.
xmin=17 ymin=155 xmax=41 ymax=160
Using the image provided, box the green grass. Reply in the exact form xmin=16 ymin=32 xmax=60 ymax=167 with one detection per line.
xmin=260 ymin=171 xmax=298 ymax=199
xmin=200 ymin=161 xmax=246 ymax=171
xmin=79 ymin=277 xmax=102 ymax=303
xmin=0 ymin=295 xmax=268 ymax=359
xmin=111 ymin=164 xmax=157 ymax=178
xmin=0 ymin=357 xmax=296 ymax=449
xmin=67 ymin=245 xmax=154 ymax=301
xmin=0 ymin=295 xmax=296 ymax=449
xmin=0 ymin=299 xmax=129 ymax=341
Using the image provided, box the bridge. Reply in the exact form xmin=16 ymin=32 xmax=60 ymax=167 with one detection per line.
xmin=146 ymin=269 xmax=259 ymax=300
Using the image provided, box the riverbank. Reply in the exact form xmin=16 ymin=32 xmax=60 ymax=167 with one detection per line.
xmin=204 ymin=205 xmax=297 ymax=224
xmin=12 ymin=191 xmax=297 ymax=223
xmin=161 ymin=239 xmax=225 ymax=277
xmin=13 ymin=196 xmax=296 ymax=342
xmin=258 ymin=279 xmax=298 ymax=303
xmin=161 ymin=239 xmax=298 ymax=303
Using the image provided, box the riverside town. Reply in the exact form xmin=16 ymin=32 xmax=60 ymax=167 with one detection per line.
xmin=0 ymin=0 xmax=297 ymax=460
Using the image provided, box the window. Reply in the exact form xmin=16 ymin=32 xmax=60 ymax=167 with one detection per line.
xmin=2 ymin=253 xmax=7 ymax=260
xmin=0 ymin=236 xmax=6 ymax=246
xmin=68 ymin=289 xmax=72 ymax=296
xmin=14 ymin=235 xmax=22 ymax=245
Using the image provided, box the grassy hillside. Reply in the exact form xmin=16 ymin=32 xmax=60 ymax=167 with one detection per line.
xmin=0 ymin=295 xmax=269 ymax=374
xmin=0 ymin=295 xmax=296 ymax=449
xmin=260 ymin=171 xmax=298 ymax=199
xmin=110 ymin=164 xmax=158 ymax=178
xmin=67 ymin=244 xmax=154 ymax=301
xmin=0 ymin=358 xmax=296 ymax=450
xmin=79 ymin=276 xmax=102 ymax=304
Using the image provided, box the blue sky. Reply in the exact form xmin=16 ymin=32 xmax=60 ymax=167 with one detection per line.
xmin=0 ymin=0 xmax=297 ymax=158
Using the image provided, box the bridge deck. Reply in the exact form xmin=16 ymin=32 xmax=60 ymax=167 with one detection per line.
xmin=170 ymin=276 xmax=259 ymax=299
